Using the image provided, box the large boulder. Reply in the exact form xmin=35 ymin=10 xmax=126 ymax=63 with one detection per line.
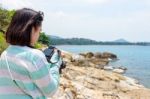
xmin=101 ymin=52 xmax=117 ymax=59
xmin=94 ymin=52 xmax=102 ymax=58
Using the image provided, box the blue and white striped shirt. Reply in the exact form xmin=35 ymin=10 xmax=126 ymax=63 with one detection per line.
xmin=0 ymin=45 xmax=62 ymax=99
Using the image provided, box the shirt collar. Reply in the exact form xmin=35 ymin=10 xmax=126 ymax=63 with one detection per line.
xmin=8 ymin=44 xmax=33 ymax=51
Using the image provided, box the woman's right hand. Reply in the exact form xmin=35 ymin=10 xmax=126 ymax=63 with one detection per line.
xmin=54 ymin=49 xmax=65 ymax=57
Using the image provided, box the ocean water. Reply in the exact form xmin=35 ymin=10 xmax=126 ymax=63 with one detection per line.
xmin=55 ymin=45 xmax=150 ymax=88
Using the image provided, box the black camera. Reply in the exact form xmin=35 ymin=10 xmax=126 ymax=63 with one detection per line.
xmin=43 ymin=46 xmax=66 ymax=73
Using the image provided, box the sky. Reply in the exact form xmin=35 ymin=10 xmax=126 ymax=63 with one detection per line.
xmin=0 ymin=0 xmax=150 ymax=42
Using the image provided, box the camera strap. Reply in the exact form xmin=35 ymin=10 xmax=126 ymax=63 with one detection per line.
xmin=3 ymin=51 xmax=33 ymax=98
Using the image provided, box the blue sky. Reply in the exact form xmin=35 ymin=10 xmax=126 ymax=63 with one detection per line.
xmin=0 ymin=0 xmax=150 ymax=42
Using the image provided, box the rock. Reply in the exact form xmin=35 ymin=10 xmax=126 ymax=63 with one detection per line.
xmin=94 ymin=52 xmax=102 ymax=58
xmin=108 ymin=58 xmax=112 ymax=61
xmin=127 ymin=89 xmax=150 ymax=99
xmin=79 ymin=53 xmax=86 ymax=57
xmin=102 ymin=52 xmax=117 ymax=59
xmin=89 ymin=58 xmax=109 ymax=66
xmin=72 ymin=60 xmax=90 ymax=67
xmin=49 ymin=50 xmax=150 ymax=99
xmin=113 ymin=69 xmax=126 ymax=74
xmin=117 ymin=66 xmax=127 ymax=71
xmin=95 ymin=64 xmax=104 ymax=69
xmin=61 ymin=50 xmax=73 ymax=61
xmin=125 ymin=76 xmax=140 ymax=85
xmin=85 ymin=52 xmax=94 ymax=58
xmin=104 ymin=66 xmax=114 ymax=70
xmin=72 ymin=54 xmax=85 ymax=62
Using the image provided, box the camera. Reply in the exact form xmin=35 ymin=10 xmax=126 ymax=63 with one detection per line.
xmin=43 ymin=46 xmax=66 ymax=74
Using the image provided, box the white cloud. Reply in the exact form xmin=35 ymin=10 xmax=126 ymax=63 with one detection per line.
xmin=0 ymin=0 xmax=150 ymax=41
xmin=53 ymin=11 xmax=68 ymax=18
xmin=83 ymin=0 xmax=110 ymax=4
xmin=71 ymin=0 xmax=111 ymax=4
xmin=0 ymin=0 xmax=34 ymax=9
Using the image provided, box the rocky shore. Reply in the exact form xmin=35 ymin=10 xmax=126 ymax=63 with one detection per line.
xmin=48 ymin=50 xmax=150 ymax=99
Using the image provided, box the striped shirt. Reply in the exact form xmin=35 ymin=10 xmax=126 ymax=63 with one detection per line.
xmin=0 ymin=45 xmax=62 ymax=99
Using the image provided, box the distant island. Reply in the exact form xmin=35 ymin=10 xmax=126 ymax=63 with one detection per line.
xmin=48 ymin=35 xmax=150 ymax=46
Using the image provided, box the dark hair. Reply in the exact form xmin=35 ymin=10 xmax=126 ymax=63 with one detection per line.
xmin=5 ymin=8 xmax=44 ymax=48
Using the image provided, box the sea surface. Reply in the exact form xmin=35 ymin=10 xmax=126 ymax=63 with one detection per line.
xmin=55 ymin=45 xmax=150 ymax=88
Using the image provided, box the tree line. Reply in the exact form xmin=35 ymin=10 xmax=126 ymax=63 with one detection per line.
xmin=49 ymin=37 xmax=150 ymax=46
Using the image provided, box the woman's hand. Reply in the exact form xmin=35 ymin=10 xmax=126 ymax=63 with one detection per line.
xmin=54 ymin=49 xmax=65 ymax=57
xmin=60 ymin=52 xmax=65 ymax=57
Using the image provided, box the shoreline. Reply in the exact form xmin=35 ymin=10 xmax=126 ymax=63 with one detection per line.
xmin=55 ymin=45 xmax=150 ymax=89
xmin=48 ymin=50 xmax=150 ymax=99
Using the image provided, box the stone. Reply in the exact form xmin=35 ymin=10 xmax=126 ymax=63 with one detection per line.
xmin=117 ymin=66 xmax=127 ymax=71
xmin=85 ymin=52 xmax=94 ymax=58
xmin=104 ymin=66 xmax=114 ymax=70
xmin=113 ymin=69 xmax=125 ymax=74
xmin=79 ymin=53 xmax=86 ymax=57
xmin=49 ymin=50 xmax=150 ymax=99
xmin=89 ymin=58 xmax=109 ymax=66
xmin=94 ymin=52 xmax=102 ymax=58
xmin=72 ymin=54 xmax=85 ymax=62
xmin=95 ymin=64 xmax=105 ymax=69
xmin=102 ymin=52 xmax=117 ymax=59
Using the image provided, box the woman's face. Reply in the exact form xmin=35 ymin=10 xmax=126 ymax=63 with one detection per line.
xmin=30 ymin=26 xmax=42 ymax=46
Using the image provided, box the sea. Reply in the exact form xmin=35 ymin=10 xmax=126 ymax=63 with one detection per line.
xmin=55 ymin=45 xmax=150 ymax=88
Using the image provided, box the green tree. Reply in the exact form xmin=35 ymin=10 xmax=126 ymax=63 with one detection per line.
xmin=38 ymin=32 xmax=50 ymax=46
xmin=0 ymin=6 xmax=15 ymax=33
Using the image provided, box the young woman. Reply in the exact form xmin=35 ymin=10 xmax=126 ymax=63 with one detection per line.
xmin=0 ymin=8 xmax=62 ymax=99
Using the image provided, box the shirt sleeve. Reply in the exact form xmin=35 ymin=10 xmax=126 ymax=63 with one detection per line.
xmin=29 ymin=50 xmax=62 ymax=97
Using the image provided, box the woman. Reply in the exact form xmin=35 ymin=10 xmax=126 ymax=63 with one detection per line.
xmin=0 ymin=8 xmax=62 ymax=99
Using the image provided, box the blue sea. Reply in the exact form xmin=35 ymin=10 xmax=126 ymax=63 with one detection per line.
xmin=55 ymin=45 xmax=150 ymax=88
